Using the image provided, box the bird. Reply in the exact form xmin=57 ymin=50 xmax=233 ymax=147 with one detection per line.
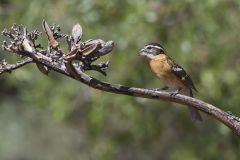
xmin=138 ymin=42 xmax=202 ymax=121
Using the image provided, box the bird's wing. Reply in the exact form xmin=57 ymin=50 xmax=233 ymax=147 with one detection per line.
xmin=167 ymin=57 xmax=198 ymax=92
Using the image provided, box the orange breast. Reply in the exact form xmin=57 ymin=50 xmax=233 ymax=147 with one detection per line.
xmin=149 ymin=55 xmax=171 ymax=78
xmin=149 ymin=55 xmax=185 ymax=87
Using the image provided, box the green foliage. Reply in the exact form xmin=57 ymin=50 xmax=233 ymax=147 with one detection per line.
xmin=1 ymin=0 xmax=240 ymax=159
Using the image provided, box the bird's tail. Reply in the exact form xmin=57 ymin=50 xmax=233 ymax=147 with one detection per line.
xmin=180 ymin=89 xmax=202 ymax=122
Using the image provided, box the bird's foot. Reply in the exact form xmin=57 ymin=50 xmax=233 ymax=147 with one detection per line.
xmin=170 ymin=87 xmax=182 ymax=96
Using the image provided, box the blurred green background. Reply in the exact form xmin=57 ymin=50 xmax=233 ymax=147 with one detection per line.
xmin=1 ymin=0 xmax=240 ymax=159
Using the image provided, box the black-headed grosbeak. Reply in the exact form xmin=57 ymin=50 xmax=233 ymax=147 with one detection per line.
xmin=139 ymin=42 xmax=202 ymax=121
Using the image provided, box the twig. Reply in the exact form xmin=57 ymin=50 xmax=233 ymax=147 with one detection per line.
xmin=0 ymin=57 xmax=33 ymax=75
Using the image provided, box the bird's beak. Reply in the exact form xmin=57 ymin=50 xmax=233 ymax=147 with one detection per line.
xmin=138 ymin=48 xmax=146 ymax=56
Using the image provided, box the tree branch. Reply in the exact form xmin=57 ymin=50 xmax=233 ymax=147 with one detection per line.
xmin=0 ymin=57 xmax=33 ymax=75
xmin=1 ymin=21 xmax=240 ymax=136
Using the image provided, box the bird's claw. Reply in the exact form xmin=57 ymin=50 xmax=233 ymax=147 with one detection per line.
xmin=170 ymin=91 xmax=178 ymax=96
xmin=170 ymin=88 xmax=181 ymax=96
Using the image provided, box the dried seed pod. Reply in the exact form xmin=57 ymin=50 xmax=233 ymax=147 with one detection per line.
xmin=81 ymin=42 xmax=102 ymax=56
xmin=42 ymin=20 xmax=59 ymax=49
xmin=71 ymin=24 xmax=83 ymax=45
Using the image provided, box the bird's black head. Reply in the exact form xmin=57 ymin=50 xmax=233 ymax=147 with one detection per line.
xmin=138 ymin=42 xmax=165 ymax=59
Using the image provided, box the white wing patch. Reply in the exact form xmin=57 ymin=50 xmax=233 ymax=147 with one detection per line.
xmin=173 ymin=66 xmax=183 ymax=72
xmin=181 ymin=75 xmax=188 ymax=80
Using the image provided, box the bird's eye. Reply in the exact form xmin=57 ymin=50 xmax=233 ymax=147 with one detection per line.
xmin=146 ymin=46 xmax=151 ymax=50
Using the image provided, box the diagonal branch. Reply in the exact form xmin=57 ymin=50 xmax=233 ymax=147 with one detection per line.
xmin=6 ymin=55 xmax=239 ymax=136
xmin=1 ymin=22 xmax=240 ymax=137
